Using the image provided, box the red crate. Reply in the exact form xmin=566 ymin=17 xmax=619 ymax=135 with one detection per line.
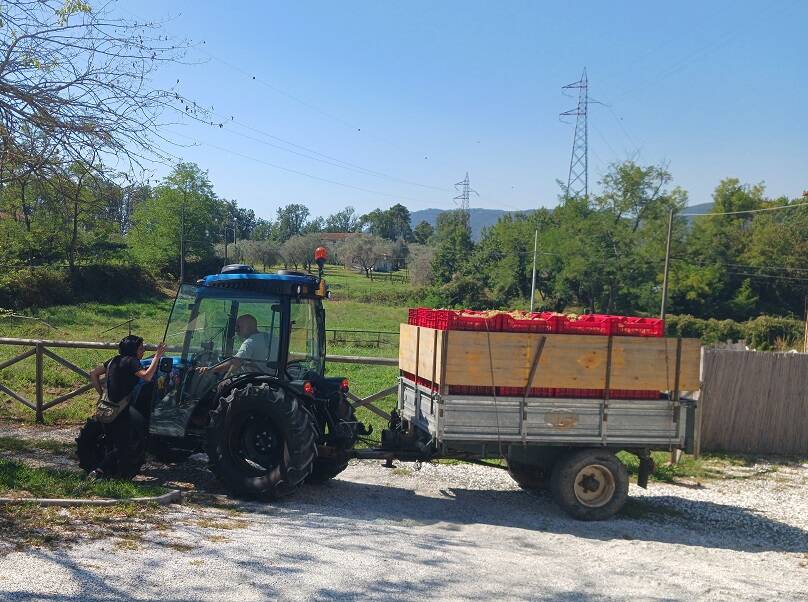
xmin=496 ymin=386 xmax=555 ymax=397
xmin=401 ymin=371 xmax=437 ymax=390
xmin=614 ymin=317 xmax=665 ymax=337
xmin=555 ymin=388 xmax=605 ymax=399
xmin=449 ymin=384 xmax=495 ymax=396
xmin=556 ymin=314 xmax=619 ymax=336
xmin=611 ymin=389 xmax=660 ymax=400
xmin=453 ymin=311 xmax=503 ymax=331
xmin=407 ymin=308 xmax=420 ymax=325
xmin=500 ymin=313 xmax=557 ymax=333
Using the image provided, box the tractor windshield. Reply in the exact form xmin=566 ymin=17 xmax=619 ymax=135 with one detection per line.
xmin=164 ymin=285 xmax=283 ymax=374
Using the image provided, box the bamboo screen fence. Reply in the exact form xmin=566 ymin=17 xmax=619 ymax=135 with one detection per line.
xmin=701 ymin=349 xmax=808 ymax=455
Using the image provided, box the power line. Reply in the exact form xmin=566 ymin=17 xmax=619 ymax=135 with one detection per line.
xmin=680 ymin=200 xmax=808 ymax=217
xmin=165 ymin=129 xmax=439 ymax=207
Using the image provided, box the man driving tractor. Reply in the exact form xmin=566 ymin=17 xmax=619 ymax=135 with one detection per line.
xmin=197 ymin=313 xmax=272 ymax=375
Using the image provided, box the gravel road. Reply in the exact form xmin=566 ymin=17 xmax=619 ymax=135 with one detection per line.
xmin=0 ymin=453 xmax=806 ymax=601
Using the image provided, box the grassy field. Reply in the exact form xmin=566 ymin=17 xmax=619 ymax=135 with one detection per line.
xmin=0 ymin=265 xmax=404 ymax=425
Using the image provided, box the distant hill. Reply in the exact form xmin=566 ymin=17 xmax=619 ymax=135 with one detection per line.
xmin=683 ymin=202 xmax=714 ymax=224
xmin=410 ymin=202 xmax=714 ymax=240
xmin=410 ymin=208 xmax=526 ymax=240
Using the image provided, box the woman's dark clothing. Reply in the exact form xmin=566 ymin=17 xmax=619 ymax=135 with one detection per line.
xmin=98 ymin=355 xmax=141 ymax=474
xmin=105 ymin=355 xmax=142 ymax=403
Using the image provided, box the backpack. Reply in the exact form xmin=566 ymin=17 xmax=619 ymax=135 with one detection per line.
xmin=95 ymin=361 xmax=132 ymax=424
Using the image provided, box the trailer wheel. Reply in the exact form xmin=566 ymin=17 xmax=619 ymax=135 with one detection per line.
xmin=506 ymin=459 xmax=547 ymax=490
xmin=75 ymin=408 xmax=146 ymax=479
xmin=550 ymin=448 xmax=628 ymax=521
xmin=206 ymin=383 xmax=316 ymax=499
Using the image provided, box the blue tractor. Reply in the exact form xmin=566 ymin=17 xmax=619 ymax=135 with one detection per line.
xmin=77 ymin=260 xmax=368 ymax=498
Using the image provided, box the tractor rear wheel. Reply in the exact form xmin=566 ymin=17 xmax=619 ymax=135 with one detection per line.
xmin=206 ymin=383 xmax=316 ymax=498
xmin=75 ymin=408 xmax=146 ymax=479
xmin=506 ymin=459 xmax=548 ymax=491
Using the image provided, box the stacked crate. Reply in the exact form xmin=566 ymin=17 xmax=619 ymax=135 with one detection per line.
xmin=404 ymin=308 xmax=665 ymax=400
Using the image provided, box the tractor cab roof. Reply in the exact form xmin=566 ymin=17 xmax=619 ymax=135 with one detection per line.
xmin=196 ymin=268 xmax=323 ymax=298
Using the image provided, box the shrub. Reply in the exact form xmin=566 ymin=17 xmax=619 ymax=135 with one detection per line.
xmin=665 ymin=314 xmax=803 ymax=350
xmin=0 ymin=265 xmax=159 ymax=309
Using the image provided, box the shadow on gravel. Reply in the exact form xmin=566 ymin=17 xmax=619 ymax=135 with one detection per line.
xmin=88 ymin=458 xmax=808 ymax=556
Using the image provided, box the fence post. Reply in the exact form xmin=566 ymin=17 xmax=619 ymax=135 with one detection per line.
xmin=35 ymin=342 xmax=44 ymax=424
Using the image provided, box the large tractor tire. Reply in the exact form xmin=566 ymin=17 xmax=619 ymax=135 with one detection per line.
xmin=550 ymin=448 xmax=629 ymax=521
xmin=75 ymin=407 xmax=147 ymax=479
xmin=506 ymin=458 xmax=548 ymax=491
xmin=206 ymin=383 xmax=316 ymax=499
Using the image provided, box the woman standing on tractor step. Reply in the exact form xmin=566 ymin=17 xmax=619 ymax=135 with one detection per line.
xmin=86 ymin=335 xmax=165 ymax=480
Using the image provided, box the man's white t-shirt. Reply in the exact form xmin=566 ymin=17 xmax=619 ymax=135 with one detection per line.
xmin=235 ymin=332 xmax=271 ymax=364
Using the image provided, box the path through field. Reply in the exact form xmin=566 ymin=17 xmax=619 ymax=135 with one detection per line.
xmin=0 ymin=450 xmax=806 ymax=601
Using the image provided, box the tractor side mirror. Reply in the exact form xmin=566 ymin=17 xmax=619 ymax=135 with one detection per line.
xmin=159 ymin=357 xmax=174 ymax=373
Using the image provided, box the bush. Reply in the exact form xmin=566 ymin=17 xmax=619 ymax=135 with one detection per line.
xmin=665 ymin=314 xmax=804 ymax=350
xmin=0 ymin=265 xmax=159 ymax=309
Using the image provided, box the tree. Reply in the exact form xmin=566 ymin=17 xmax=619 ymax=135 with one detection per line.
xmin=360 ymin=203 xmax=413 ymax=241
xmin=128 ymin=163 xmax=219 ymax=276
xmin=273 ymin=204 xmax=310 ymax=242
xmin=302 ymin=216 xmax=325 ymax=234
xmin=280 ymin=234 xmax=322 ymax=271
xmin=242 ymin=239 xmax=280 ymax=271
xmin=413 ymin=220 xmax=434 ymax=245
xmin=338 ymin=234 xmax=393 ymax=278
xmin=325 ymin=206 xmax=359 ymax=232
xmin=220 ymin=200 xmax=257 ymax=240
xmin=408 ymin=244 xmax=434 ymax=286
xmin=431 ymin=210 xmax=474 ymax=285
xmin=251 ymin=218 xmax=274 ymax=240
xmin=0 ymin=1 xmax=204 ymax=184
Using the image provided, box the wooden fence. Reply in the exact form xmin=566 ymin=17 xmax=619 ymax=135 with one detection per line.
xmin=701 ymin=349 xmax=808 ymax=456
xmin=0 ymin=337 xmax=397 ymax=424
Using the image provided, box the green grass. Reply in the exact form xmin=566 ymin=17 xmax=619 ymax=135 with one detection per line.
xmin=0 ymin=437 xmax=74 ymax=455
xmin=0 ymin=458 xmax=165 ymax=499
xmin=616 ymin=450 xmax=778 ymax=483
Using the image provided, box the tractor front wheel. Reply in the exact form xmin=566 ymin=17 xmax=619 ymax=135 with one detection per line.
xmin=206 ymin=383 xmax=316 ymax=498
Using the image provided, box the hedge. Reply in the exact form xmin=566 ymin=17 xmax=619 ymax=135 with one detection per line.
xmin=0 ymin=265 xmax=160 ymax=309
xmin=665 ymin=314 xmax=804 ymax=350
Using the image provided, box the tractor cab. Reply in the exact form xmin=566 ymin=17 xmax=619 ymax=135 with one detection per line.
xmin=149 ymin=265 xmax=328 ymax=439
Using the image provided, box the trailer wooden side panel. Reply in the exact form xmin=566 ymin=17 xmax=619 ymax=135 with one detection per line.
xmin=398 ymin=324 xmax=700 ymax=391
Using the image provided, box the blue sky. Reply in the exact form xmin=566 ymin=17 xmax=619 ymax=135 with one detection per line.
xmin=128 ymin=0 xmax=807 ymax=220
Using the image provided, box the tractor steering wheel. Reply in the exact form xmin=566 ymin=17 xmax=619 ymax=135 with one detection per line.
xmin=190 ymin=350 xmax=217 ymax=368
xmin=285 ymin=359 xmax=311 ymax=380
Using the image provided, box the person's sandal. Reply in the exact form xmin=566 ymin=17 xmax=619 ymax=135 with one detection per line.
xmin=86 ymin=469 xmax=104 ymax=482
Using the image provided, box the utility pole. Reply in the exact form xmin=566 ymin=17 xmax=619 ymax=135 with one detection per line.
xmin=660 ymin=208 xmax=675 ymax=321
xmin=561 ymin=68 xmax=589 ymax=199
xmin=179 ymin=203 xmax=185 ymax=284
xmin=529 ymin=229 xmax=538 ymax=312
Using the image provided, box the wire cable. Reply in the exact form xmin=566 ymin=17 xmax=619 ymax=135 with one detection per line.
xmin=680 ymin=201 xmax=808 ymax=217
